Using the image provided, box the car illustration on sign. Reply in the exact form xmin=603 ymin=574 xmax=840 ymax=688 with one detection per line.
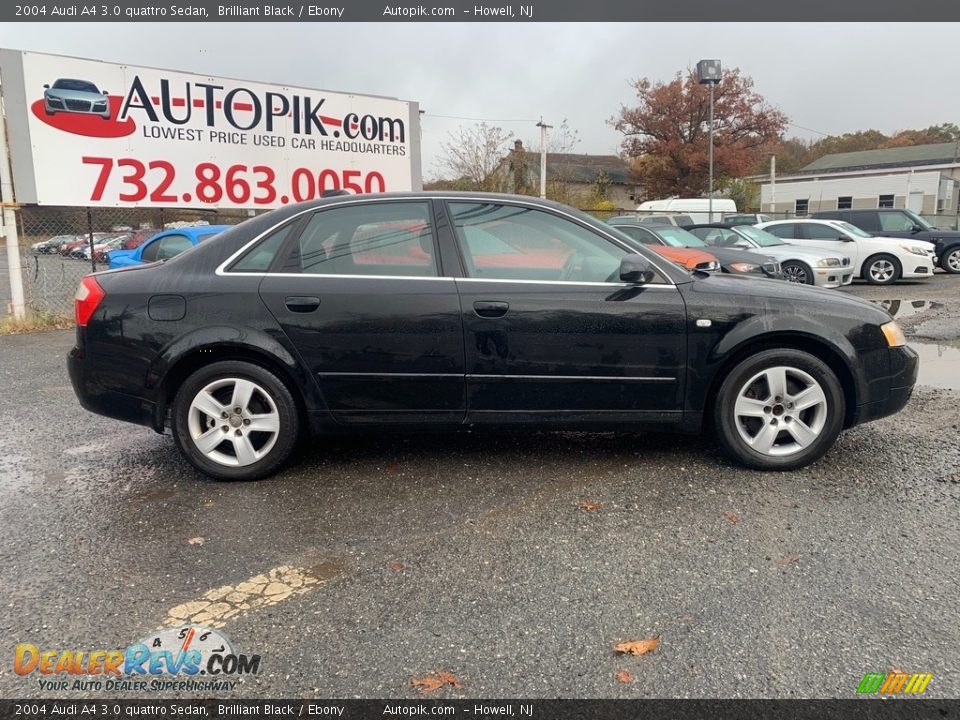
xmin=43 ymin=78 xmax=110 ymax=119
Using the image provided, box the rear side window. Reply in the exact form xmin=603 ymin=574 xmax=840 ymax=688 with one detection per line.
xmin=765 ymin=224 xmax=800 ymax=239
xmin=281 ymin=202 xmax=438 ymax=277
xmin=228 ymin=222 xmax=298 ymax=273
xmin=850 ymin=211 xmax=880 ymax=231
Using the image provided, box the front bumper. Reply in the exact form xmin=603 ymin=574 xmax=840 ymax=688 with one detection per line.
xmin=851 ymin=345 xmax=919 ymax=425
xmin=902 ymin=256 xmax=936 ymax=279
xmin=813 ymin=268 xmax=854 ymax=288
xmin=68 ymin=345 xmax=158 ymax=431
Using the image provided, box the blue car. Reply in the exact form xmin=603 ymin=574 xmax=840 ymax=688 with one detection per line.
xmin=108 ymin=226 xmax=231 ymax=270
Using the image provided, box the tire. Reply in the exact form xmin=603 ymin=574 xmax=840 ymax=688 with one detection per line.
xmin=713 ymin=348 xmax=844 ymax=471
xmin=781 ymin=260 xmax=814 ymax=285
xmin=862 ymin=254 xmax=901 ymax=285
xmin=941 ymin=246 xmax=960 ymax=274
xmin=171 ymin=360 xmax=300 ymax=481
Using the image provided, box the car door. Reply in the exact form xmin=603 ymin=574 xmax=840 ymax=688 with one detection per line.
xmin=257 ymin=200 xmax=466 ymax=425
xmin=443 ymin=200 xmax=687 ymax=424
xmin=799 ymin=223 xmax=861 ymax=266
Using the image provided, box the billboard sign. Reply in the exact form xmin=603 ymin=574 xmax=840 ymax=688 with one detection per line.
xmin=0 ymin=49 xmax=421 ymax=208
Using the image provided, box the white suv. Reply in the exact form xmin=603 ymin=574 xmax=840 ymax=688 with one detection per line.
xmin=756 ymin=219 xmax=936 ymax=285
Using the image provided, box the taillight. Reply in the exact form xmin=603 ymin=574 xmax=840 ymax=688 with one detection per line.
xmin=75 ymin=276 xmax=105 ymax=327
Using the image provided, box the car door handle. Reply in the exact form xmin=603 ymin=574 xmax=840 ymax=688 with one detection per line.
xmin=284 ymin=296 xmax=321 ymax=313
xmin=473 ymin=301 xmax=509 ymax=318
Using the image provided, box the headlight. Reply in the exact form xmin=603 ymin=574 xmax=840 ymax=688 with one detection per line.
xmin=697 ymin=260 xmax=721 ymax=272
xmin=816 ymin=258 xmax=841 ymax=267
xmin=728 ymin=262 xmax=760 ymax=273
xmin=900 ymin=245 xmax=930 ymax=256
xmin=881 ymin=321 xmax=906 ymax=347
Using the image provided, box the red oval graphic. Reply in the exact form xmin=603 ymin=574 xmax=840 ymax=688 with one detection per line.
xmin=31 ymin=96 xmax=135 ymax=138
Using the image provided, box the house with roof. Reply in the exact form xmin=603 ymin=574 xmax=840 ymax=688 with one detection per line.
xmin=759 ymin=142 xmax=960 ymax=221
xmin=495 ymin=140 xmax=637 ymax=207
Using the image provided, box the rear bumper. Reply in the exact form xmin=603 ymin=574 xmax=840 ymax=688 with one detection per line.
xmin=851 ymin=345 xmax=918 ymax=425
xmin=68 ymin=346 xmax=158 ymax=431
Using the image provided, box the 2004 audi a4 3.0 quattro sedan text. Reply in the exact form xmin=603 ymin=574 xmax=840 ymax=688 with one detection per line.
xmin=68 ymin=193 xmax=918 ymax=481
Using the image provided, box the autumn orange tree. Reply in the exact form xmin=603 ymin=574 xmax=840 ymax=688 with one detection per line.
xmin=613 ymin=69 xmax=787 ymax=199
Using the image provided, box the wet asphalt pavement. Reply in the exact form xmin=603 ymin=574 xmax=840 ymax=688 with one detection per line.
xmin=0 ymin=276 xmax=958 ymax=700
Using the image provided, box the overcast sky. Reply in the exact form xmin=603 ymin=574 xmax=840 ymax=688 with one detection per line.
xmin=2 ymin=22 xmax=958 ymax=179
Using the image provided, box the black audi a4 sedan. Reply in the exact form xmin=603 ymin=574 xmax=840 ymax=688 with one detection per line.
xmin=68 ymin=192 xmax=918 ymax=481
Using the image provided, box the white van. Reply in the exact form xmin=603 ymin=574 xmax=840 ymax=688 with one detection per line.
xmin=636 ymin=198 xmax=737 ymax=224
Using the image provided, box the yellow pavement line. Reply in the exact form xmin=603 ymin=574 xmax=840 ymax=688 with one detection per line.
xmin=163 ymin=565 xmax=324 ymax=628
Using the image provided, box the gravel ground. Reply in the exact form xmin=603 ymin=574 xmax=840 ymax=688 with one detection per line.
xmin=0 ymin=276 xmax=958 ymax=700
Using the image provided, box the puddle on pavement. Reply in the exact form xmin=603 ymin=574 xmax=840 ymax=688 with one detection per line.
xmin=872 ymin=300 xmax=944 ymax=318
xmin=911 ymin=340 xmax=960 ymax=391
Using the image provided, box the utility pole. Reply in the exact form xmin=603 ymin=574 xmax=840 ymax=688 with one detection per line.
xmin=0 ymin=95 xmax=26 ymax=320
xmin=770 ymin=154 xmax=776 ymax=215
xmin=536 ymin=118 xmax=552 ymax=199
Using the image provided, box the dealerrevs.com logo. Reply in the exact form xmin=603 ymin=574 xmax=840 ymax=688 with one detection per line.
xmin=32 ymin=73 xmax=407 ymax=144
xmin=14 ymin=626 xmax=260 ymax=692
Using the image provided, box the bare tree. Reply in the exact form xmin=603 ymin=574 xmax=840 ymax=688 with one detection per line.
xmin=435 ymin=123 xmax=514 ymax=192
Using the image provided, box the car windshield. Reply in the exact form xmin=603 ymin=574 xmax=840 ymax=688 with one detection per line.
xmin=736 ymin=226 xmax=785 ymax=247
xmin=653 ymin=227 xmax=708 ymax=248
xmin=53 ymin=79 xmax=99 ymax=92
xmin=902 ymin=209 xmax=935 ymax=231
xmin=834 ymin=221 xmax=873 ymax=238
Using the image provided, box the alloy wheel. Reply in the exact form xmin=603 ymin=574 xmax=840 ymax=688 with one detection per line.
xmin=868 ymin=259 xmax=896 ymax=283
xmin=186 ymin=377 xmax=281 ymax=467
xmin=947 ymin=248 xmax=960 ymax=273
xmin=733 ymin=365 xmax=828 ymax=457
xmin=782 ymin=264 xmax=808 ymax=284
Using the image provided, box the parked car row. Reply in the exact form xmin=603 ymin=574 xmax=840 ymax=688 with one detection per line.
xmin=29 ymin=226 xmax=229 ymax=269
xmin=611 ymin=206 xmax=948 ymax=286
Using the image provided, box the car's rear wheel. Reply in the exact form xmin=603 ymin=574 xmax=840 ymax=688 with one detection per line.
xmin=862 ymin=254 xmax=901 ymax=285
xmin=172 ymin=361 xmax=299 ymax=481
xmin=781 ymin=260 xmax=813 ymax=285
xmin=941 ymin=246 xmax=960 ymax=274
xmin=713 ymin=349 xmax=844 ymax=470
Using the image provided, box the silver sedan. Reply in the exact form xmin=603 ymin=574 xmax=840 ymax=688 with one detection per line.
xmin=685 ymin=224 xmax=853 ymax=288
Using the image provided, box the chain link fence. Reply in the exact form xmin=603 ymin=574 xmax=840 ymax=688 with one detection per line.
xmin=4 ymin=205 xmax=257 ymax=319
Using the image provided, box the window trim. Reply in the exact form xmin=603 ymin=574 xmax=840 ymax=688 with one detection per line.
xmin=215 ymin=195 xmax=678 ymax=286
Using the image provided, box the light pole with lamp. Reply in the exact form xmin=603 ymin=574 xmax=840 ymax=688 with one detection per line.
xmin=696 ymin=59 xmax=722 ymax=222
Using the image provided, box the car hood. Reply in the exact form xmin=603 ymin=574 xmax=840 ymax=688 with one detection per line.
xmin=703 ymin=246 xmax=776 ymax=265
xmin=863 ymin=234 xmax=936 ymax=250
xmin=755 ymin=244 xmax=849 ymax=263
xmin=686 ymin=270 xmax=889 ymax=320
xmin=46 ymin=88 xmax=104 ymax=101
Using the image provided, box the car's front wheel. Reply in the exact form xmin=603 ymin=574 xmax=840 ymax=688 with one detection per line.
xmin=862 ymin=254 xmax=901 ymax=285
xmin=941 ymin=246 xmax=960 ymax=274
xmin=781 ymin=260 xmax=813 ymax=285
xmin=172 ymin=361 xmax=299 ymax=481
xmin=713 ymin=349 xmax=844 ymax=470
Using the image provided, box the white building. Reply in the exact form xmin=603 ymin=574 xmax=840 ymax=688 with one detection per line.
xmin=760 ymin=142 xmax=960 ymax=222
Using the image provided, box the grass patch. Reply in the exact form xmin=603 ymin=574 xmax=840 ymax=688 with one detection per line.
xmin=0 ymin=311 xmax=73 ymax=335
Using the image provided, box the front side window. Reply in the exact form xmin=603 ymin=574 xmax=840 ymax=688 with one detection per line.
xmin=448 ymin=202 xmax=629 ymax=283
xmin=878 ymin=211 xmax=916 ymax=232
xmin=281 ymin=202 xmax=438 ymax=277
xmin=611 ymin=225 xmax=658 ymax=245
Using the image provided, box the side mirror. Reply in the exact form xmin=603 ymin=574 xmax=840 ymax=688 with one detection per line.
xmin=912 ymin=224 xmax=923 ymax=233
xmin=43 ymin=84 xmax=49 ymax=89
xmin=102 ymin=90 xmax=109 ymax=95
xmin=839 ymin=235 xmax=854 ymax=242
xmin=619 ymin=254 xmax=656 ymax=284
xmin=734 ymin=241 xmax=751 ymax=249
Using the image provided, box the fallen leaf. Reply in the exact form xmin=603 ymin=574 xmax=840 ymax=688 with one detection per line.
xmin=614 ymin=635 xmax=661 ymax=656
xmin=386 ymin=462 xmax=400 ymax=473
xmin=891 ymin=665 xmax=904 ymax=674
xmin=777 ymin=554 xmax=800 ymax=566
xmin=388 ymin=561 xmax=406 ymax=572
xmin=411 ymin=675 xmax=443 ymax=695
xmin=723 ymin=511 xmax=739 ymax=524
xmin=615 ymin=670 xmax=634 ymax=683
xmin=435 ymin=669 xmax=462 ymax=688
xmin=187 ymin=537 xmax=205 ymax=546
xmin=579 ymin=501 xmax=601 ymax=512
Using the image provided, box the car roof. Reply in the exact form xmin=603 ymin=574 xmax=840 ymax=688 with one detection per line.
xmin=156 ymin=225 xmax=232 ymax=238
